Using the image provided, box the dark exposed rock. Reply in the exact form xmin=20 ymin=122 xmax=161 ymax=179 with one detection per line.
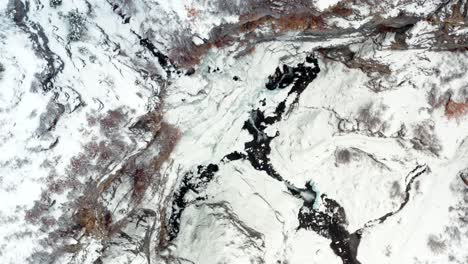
xmin=243 ymin=55 xmax=320 ymax=181
xmin=375 ymin=14 xmax=420 ymax=33
xmin=457 ymin=168 xmax=468 ymax=186
xmin=138 ymin=36 xmax=170 ymax=68
xmin=168 ymin=164 xmax=219 ymax=240
xmin=265 ymin=65 xmax=295 ymax=90
xmin=185 ymin=67 xmax=195 ymax=76
xmin=223 ymin=151 xmax=246 ymax=162
xmin=8 ymin=0 xmax=65 ymax=92
xmin=67 ymin=10 xmax=88 ymax=42
xmin=37 ymin=100 xmax=65 ymax=135
xmin=335 ymin=148 xmax=352 ymax=164
xmin=411 ymin=121 xmax=442 ymax=156
xmin=296 ymin=184 xmax=361 ymax=264
xmin=49 ymin=0 xmax=62 ymax=8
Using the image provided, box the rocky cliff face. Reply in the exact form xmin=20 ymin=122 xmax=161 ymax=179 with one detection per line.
xmin=0 ymin=0 xmax=467 ymax=263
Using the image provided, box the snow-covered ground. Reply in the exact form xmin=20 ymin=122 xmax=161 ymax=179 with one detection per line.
xmin=0 ymin=0 xmax=467 ymax=264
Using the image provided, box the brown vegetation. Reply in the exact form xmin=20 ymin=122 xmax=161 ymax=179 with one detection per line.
xmin=74 ymin=206 xmax=112 ymax=236
xmin=328 ymin=3 xmax=353 ymax=17
xmin=169 ymin=8 xmax=341 ymax=67
xmin=411 ymin=121 xmax=441 ymax=155
xmin=26 ymin=103 xmax=181 ymax=262
xmin=445 ymin=99 xmax=468 ymax=119
xmin=318 ymin=46 xmax=391 ymax=76
xmin=274 ymin=13 xmax=326 ymax=32
xmin=186 ymin=7 xmax=199 ymax=18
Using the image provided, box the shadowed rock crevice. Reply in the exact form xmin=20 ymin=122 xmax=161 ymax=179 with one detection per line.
xmin=364 ymin=164 xmax=429 ymax=227
xmin=8 ymin=0 xmax=65 ymax=92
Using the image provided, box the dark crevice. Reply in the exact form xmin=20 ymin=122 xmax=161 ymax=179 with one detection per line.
xmin=138 ymin=37 xmax=169 ymax=68
xmin=364 ymin=164 xmax=429 ymax=227
xmin=131 ymin=30 xmax=174 ymax=79
xmin=109 ymin=1 xmax=131 ymax=24
xmin=130 ymin=31 xmax=170 ymax=69
xmin=9 ymin=0 xmax=65 ymax=92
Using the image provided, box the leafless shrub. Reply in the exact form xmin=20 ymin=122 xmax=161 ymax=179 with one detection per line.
xmin=37 ymin=101 xmax=65 ymax=135
xmin=120 ymin=122 xmax=180 ymax=200
xmin=427 ymin=234 xmax=447 ymax=254
xmin=384 ymin=245 xmax=392 ymax=256
xmin=130 ymin=109 xmax=163 ymax=136
xmin=444 ymin=226 xmax=461 ymax=242
xmin=73 ymin=201 xmax=112 ymax=237
xmin=274 ymin=13 xmax=326 ymax=32
xmin=67 ymin=10 xmax=87 ymax=42
xmin=25 ymin=204 xmax=50 ymax=229
xmin=430 ymin=0 xmax=468 ymax=26
xmin=335 ymin=148 xmax=351 ymax=164
xmin=427 ymin=86 xmax=452 ymax=109
xmin=28 ymin=250 xmax=57 ymax=264
xmin=445 ymin=98 xmax=468 ymax=119
xmin=49 ymin=0 xmax=62 ymax=8
xmin=0 ymin=62 xmax=4 ymax=79
xmin=458 ymin=86 xmax=468 ymax=103
xmin=328 ymin=3 xmax=353 ymax=17
xmin=411 ymin=121 xmax=441 ymax=155
xmin=216 ymin=0 xmax=317 ymax=17
xmin=356 ymin=102 xmax=386 ymax=133
xmin=168 ymin=31 xmax=212 ymax=67
xmin=389 ymin=181 xmax=402 ymax=199
xmin=69 ymin=153 xmax=92 ymax=176
xmin=457 ymin=168 xmax=468 ymax=187
xmin=167 ymin=2 xmax=324 ymax=67
xmin=99 ymin=108 xmax=127 ymax=136
xmin=353 ymin=58 xmax=391 ymax=76
xmin=0 ymin=213 xmax=19 ymax=225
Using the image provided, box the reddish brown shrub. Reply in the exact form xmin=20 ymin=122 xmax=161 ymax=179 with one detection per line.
xmin=328 ymin=4 xmax=353 ymax=17
xmin=130 ymin=110 xmax=163 ymax=135
xmin=445 ymin=99 xmax=468 ymax=119
xmin=169 ymin=11 xmax=330 ymax=67
xmin=69 ymin=154 xmax=91 ymax=176
xmin=169 ymin=42 xmax=212 ymax=68
xmin=274 ymin=13 xmax=326 ymax=32
xmin=186 ymin=7 xmax=199 ymax=18
xmin=26 ymin=105 xmax=180 ymax=261
xmin=25 ymin=201 xmax=49 ymax=224
xmin=70 ymin=194 xmax=114 ymax=237
xmin=99 ymin=108 xmax=127 ymax=136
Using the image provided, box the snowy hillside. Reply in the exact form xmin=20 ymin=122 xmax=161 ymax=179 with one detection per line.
xmin=0 ymin=0 xmax=467 ymax=264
